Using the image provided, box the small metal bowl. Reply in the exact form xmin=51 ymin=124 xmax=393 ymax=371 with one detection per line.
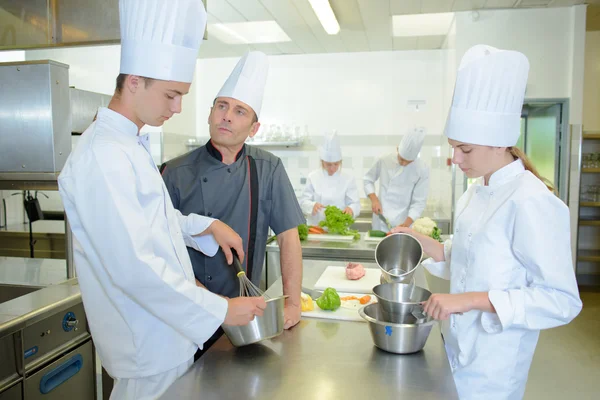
xmin=359 ymin=303 xmax=434 ymax=354
xmin=222 ymin=296 xmax=287 ymax=347
xmin=375 ymin=233 xmax=423 ymax=284
xmin=373 ymin=282 xmax=432 ymax=319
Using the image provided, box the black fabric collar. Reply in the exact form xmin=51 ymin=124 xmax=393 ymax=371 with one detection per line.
xmin=206 ymin=140 xmax=245 ymax=163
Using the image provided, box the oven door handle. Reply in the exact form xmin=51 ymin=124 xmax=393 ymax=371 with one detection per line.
xmin=39 ymin=353 xmax=83 ymax=394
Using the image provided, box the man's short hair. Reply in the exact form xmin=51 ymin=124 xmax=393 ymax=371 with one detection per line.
xmin=115 ymin=73 xmax=154 ymax=94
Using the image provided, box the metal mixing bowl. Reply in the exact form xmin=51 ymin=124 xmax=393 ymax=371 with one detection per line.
xmin=373 ymin=282 xmax=432 ymax=319
xmin=359 ymin=303 xmax=435 ymax=354
xmin=222 ymin=296 xmax=287 ymax=347
xmin=375 ymin=233 xmax=423 ymax=284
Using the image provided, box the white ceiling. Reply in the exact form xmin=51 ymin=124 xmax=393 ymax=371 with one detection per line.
xmin=199 ymin=0 xmax=598 ymax=57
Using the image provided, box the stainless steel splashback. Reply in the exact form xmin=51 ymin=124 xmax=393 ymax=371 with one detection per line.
xmin=70 ymin=88 xmax=110 ymax=134
xmin=0 ymin=60 xmax=71 ymax=174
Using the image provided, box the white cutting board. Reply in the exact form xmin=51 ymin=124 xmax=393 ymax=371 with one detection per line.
xmin=364 ymin=231 xmax=385 ymax=243
xmin=314 ymin=266 xmax=381 ymax=294
xmin=306 ymin=233 xmax=356 ymax=242
xmin=301 ymin=292 xmax=377 ymax=322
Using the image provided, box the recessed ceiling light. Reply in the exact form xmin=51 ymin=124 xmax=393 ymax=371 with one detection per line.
xmin=392 ymin=13 xmax=455 ymax=37
xmin=208 ymin=21 xmax=291 ymax=44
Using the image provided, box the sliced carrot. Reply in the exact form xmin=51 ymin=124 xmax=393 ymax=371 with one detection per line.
xmin=359 ymin=295 xmax=372 ymax=304
xmin=340 ymin=296 xmax=360 ymax=301
xmin=310 ymin=226 xmax=326 ymax=233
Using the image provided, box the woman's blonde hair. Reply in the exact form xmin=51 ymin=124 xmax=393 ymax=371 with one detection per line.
xmin=508 ymin=147 xmax=554 ymax=192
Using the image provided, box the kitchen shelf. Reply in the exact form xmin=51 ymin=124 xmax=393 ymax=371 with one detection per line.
xmin=578 ymin=250 xmax=600 ymax=262
xmin=582 ymin=168 xmax=600 ymax=173
xmin=579 ymin=219 xmax=600 ymax=226
xmin=580 ymin=202 xmax=600 ymax=207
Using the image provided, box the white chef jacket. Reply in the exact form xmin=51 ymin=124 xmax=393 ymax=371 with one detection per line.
xmin=363 ymin=153 xmax=429 ymax=230
xmin=424 ymin=159 xmax=582 ymax=400
xmin=299 ymin=169 xmax=360 ymax=226
xmin=58 ymin=107 xmax=228 ymax=379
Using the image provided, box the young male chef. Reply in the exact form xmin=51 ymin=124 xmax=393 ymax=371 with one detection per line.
xmin=58 ymin=1 xmax=265 ymax=398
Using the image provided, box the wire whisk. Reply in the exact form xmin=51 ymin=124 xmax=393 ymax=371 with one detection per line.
xmin=231 ymin=253 xmax=270 ymax=300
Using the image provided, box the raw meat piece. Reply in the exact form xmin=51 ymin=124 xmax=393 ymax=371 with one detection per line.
xmin=345 ymin=262 xmax=366 ymax=280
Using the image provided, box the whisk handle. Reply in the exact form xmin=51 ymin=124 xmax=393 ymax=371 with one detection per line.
xmin=230 ymin=250 xmax=245 ymax=275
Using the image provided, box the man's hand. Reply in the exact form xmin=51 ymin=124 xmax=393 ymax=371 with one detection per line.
xmin=224 ymin=297 xmax=267 ymax=326
xmin=207 ymin=220 xmax=245 ymax=265
xmin=284 ymin=303 xmax=301 ymax=329
xmin=312 ymin=202 xmax=325 ymax=216
xmin=343 ymin=207 xmax=354 ymax=216
xmin=369 ymin=195 xmax=382 ymax=214
xmin=400 ymin=217 xmax=413 ymax=228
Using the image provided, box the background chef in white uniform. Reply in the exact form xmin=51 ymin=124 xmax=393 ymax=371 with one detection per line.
xmin=300 ymin=132 xmax=360 ymax=226
xmin=58 ymin=1 xmax=266 ymax=399
xmin=364 ymin=128 xmax=429 ymax=231
xmin=392 ymin=45 xmax=582 ymax=400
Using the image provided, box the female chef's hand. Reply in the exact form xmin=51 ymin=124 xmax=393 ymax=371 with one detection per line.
xmin=422 ymin=293 xmax=495 ymax=320
xmin=343 ymin=207 xmax=354 ymax=216
xmin=208 ymin=220 xmax=245 ymax=265
xmin=312 ymin=202 xmax=325 ymax=215
xmin=389 ymin=226 xmax=446 ymax=262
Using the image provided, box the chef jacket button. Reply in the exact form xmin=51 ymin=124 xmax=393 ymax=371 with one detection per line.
xmin=468 ymin=233 xmax=472 ymax=238
xmin=203 ymin=177 xmax=208 ymax=182
xmin=227 ymin=168 xmax=231 ymax=173
xmin=208 ymin=212 xmax=213 ymax=217
xmin=490 ymin=192 xmax=494 ymax=196
xmin=207 ymin=275 xmax=212 ymax=281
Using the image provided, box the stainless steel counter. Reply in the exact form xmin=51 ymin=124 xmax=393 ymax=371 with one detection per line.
xmin=0 ymin=257 xmax=68 ymax=287
xmin=267 ymin=234 xmax=378 ymax=260
xmin=160 ymin=260 xmax=458 ymax=399
xmin=0 ymin=278 xmax=81 ymax=338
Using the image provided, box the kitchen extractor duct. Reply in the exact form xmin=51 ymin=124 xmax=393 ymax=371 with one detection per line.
xmin=0 ymin=0 xmax=207 ymax=50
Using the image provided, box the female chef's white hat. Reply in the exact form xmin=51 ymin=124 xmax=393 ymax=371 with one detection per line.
xmin=444 ymin=44 xmax=529 ymax=147
xmin=398 ymin=128 xmax=425 ymax=161
xmin=119 ymin=0 xmax=207 ymax=83
xmin=320 ymin=132 xmax=342 ymax=162
xmin=216 ymin=51 xmax=269 ymax=118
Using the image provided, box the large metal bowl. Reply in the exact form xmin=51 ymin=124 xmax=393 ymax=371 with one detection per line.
xmin=359 ymin=303 xmax=435 ymax=354
xmin=222 ymin=296 xmax=286 ymax=347
xmin=375 ymin=233 xmax=423 ymax=284
xmin=373 ymin=282 xmax=432 ymax=319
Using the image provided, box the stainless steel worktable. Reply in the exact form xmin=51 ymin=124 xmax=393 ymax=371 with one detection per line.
xmin=161 ymin=260 xmax=458 ymax=399
xmin=0 ymin=256 xmax=68 ymax=287
xmin=264 ymin=234 xmax=379 ymax=287
xmin=267 ymin=234 xmax=379 ymax=261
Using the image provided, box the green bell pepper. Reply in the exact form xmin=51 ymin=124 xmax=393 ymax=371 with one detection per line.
xmin=316 ymin=287 xmax=341 ymax=311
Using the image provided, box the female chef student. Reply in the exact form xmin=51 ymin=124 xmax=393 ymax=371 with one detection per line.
xmin=299 ymin=132 xmax=360 ymax=226
xmin=392 ymin=45 xmax=582 ymax=400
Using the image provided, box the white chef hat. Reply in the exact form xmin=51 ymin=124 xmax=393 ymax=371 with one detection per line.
xmin=119 ymin=0 xmax=206 ymax=83
xmin=444 ymin=44 xmax=529 ymax=147
xmin=320 ymin=132 xmax=342 ymax=162
xmin=216 ymin=51 xmax=269 ymax=118
xmin=398 ymin=128 xmax=425 ymax=161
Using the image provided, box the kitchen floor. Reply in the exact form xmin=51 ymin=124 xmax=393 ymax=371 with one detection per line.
xmin=524 ymin=290 xmax=600 ymax=399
